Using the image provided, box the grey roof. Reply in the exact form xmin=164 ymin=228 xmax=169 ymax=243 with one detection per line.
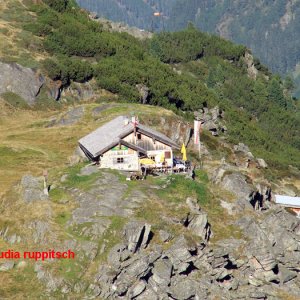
xmin=79 ymin=116 xmax=179 ymax=158
xmin=138 ymin=123 xmax=179 ymax=149
xmin=274 ymin=195 xmax=300 ymax=208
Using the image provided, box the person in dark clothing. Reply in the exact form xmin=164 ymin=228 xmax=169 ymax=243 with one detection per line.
xmin=265 ymin=187 xmax=272 ymax=202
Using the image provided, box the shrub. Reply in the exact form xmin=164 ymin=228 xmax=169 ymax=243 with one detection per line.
xmin=44 ymin=0 xmax=68 ymax=12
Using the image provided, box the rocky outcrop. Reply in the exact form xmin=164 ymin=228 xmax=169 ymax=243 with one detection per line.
xmin=89 ymin=204 xmax=300 ymax=299
xmin=184 ymin=197 xmax=212 ymax=241
xmin=221 ymin=172 xmax=254 ymax=201
xmin=256 ymin=158 xmax=268 ymax=169
xmin=47 ymin=106 xmax=85 ymax=127
xmin=123 ymin=221 xmax=152 ymax=253
xmin=45 ymin=79 xmax=62 ymax=100
xmin=92 ymin=103 xmax=116 ymax=117
xmin=233 ymin=142 xmax=254 ymax=158
xmin=244 ymin=52 xmax=258 ymax=80
xmin=0 ymin=62 xmax=44 ymax=105
xmin=20 ymin=175 xmax=48 ymax=203
xmin=136 ymin=84 xmax=149 ymax=104
xmin=0 ymin=261 xmax=14 ymax=272
xmin=194 ymin=106 xmax=227 ymax=136
xmin=61 ymin=81 xmax=96 ymax=101
xmin=68 ymin=171 xmax=147 ymax=240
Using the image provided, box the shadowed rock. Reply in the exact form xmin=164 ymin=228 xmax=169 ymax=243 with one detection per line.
xmin=0 ymin=62 xmax=44 ymax=105
xmin=185 ymin=197 xmax=212 ymax=241
xmin=123 ymin=221 xmax=152 ymax=253
xmin=221 ymin=172 xmax=254 ymax=201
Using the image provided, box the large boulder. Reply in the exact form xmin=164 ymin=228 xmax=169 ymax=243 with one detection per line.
xmin=151 ymin=258 xmax=173 ymax=287
xmin=0 ymin=62 xmax=44 ymax=105
xmin=221 ymin=172 xmax=254 ymax=201
xmin=165 ymin=235 xmax=195 ymax=272
xmin=169 ymin=278 xmax=198 ymax=300
xmin=233 ymin=143 xmax=254 ymax=158
xmin=136 ymin=84 xmax=149 ymax=104
xmin=185 ymin=197 xmax=212 ymax=241
xmin=123 ymin=221 xmax=152 ymax=253
xmin=48 ymin=106 xmax=85 ymax=127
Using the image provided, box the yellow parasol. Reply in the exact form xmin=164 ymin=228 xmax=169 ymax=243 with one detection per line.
xmin=181 ymin=143 xmax=187 ymax=161
xmin=160 ymin=152 xmax=165 ymax=163
xmin=139 ymin=158 xmax=156 ymax=165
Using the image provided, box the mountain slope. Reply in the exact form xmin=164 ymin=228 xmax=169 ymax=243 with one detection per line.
xmin=0 ymin=0 xmax=299 ymax=169
xmin=76 ymin=0 xmax=300 ymax=95
xmin=0 ymin=1 xmax=300 ymax=299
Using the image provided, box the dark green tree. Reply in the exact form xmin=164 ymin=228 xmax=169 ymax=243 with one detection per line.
xmin=268 ymin=76 xmax=286 ymax=108
xmin=44 ymin=0 xmax=69 ymax=12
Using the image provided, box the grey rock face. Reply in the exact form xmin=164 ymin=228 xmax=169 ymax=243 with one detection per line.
xmin=280 ymin=266 xmax=297 ymax=283
xmin=46 ymin=79 xmax=61 ymax=100
xmin=135 ymin=287 xmax=158 ymax=300
xmin=166 ymin=235 xmax=195 ymax=272
xmin=169 ymin=278 xmax=198 ymax=300
xmin=92 ymin=103 xmax=115 ymax=117
xmin=128 ymin=280 xmax=147 ymax=298
xmin=20 ymin=175 xmax=48 ymax=203
xmin=136 ymin=84 xmax=149 ymax=104
xmin=152 ymin=258 xmax=172 ymax=287
xmin=221 ymin=172 xmax=254 ymax=201
xmin=0 ymin=62 xmax=44 ymax=105
xmin=69 ymin=172 xmax=130 ymax=225
xmin=90 ymin=203 xmax=300 ymax=300
xmin=28 ymin=220 xmax=51 ymax=244
xmin=211 ymin=166 xmax=227 ymax=184
xmin=234 ymin=143 xmax=254 ymax=158
xmin=107 ymin=243 xmax=131 ymax=268
xmin=159 ymin=230 xmax=172 ymax=243
xmin=123 ymin=221 xmax=151 ymax=252
xmin=79 ymin=165 xmax=98 ymax=176
xmin=48 ymin=106 xmax=85 ymax=127
xmin=185 ymin=197 xmax=211 ymax=241
xmin=194 ymin=106 xmax=225 ymax=136
xmin=62 ymin=82 xmax=95 ymax=101
xmin=35 ymin=263 xmax=65 ymax=293
xmin=256 ymin=158 xmax=268 ymax=169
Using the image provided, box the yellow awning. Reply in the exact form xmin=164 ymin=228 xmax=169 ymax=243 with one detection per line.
xmin=139 ymin=158 xmax=156 ymax=165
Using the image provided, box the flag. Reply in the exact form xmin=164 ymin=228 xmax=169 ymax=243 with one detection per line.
xmin=132 ymin=116 xmax=139 ymax=137
xmin=194 ymin=120 xmax=201 ymax=145
xmin=131 ymin=116 xmax=139 ymax=127
xmin=181 ymin=143 xmax=187 ymax=161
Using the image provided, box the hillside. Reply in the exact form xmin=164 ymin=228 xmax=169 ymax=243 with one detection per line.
xmin=76 ymin=0 xmax=300 ymax=97
xmin=0 ymin=0 xmax=297 ymax=170
xmin=0 ymin=1 xmax=299 ymax=165
xmin=0 ymin=101 xmax=300 ymax=299
xmin=0 ymin=1 xmax=300 ymax=298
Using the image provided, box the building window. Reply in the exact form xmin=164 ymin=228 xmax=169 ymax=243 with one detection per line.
xmin=165 ymin=151 xmax=171 ymax=159
xmin=117 ymin=157 xmax=124 ymax=163
xmin=137 ymin=133 xmax=142 ymax=140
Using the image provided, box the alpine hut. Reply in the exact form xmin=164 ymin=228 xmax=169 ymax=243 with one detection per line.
xmin=274 ymin=195 xmax=300 ymax=217
xmin=78 ymin=116 xmax=179 ymax=171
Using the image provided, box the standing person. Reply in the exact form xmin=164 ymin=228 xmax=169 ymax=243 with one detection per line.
xmin=189 ymin=163 xmax=196 ymax=180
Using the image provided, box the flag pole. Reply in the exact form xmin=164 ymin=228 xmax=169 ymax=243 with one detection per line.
xmin=199 ymin=129 xmax=201 ymax=160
